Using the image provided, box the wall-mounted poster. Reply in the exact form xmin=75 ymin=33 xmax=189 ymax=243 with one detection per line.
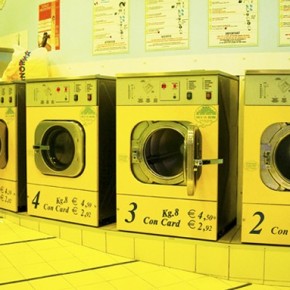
xmin=145 ymin=0 xmax=189 ymax=51
xmin=208 ymin=0 xmax=258 ymax=47
xmin=93 ymin=0 xmax=129 ymax=54
xmin=279 ymin=0 xmax=290 ymax=46
xmin=38 ymin=0 xmax=60 ymax=51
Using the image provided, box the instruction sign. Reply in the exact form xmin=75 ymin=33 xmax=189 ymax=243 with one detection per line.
xmin=93 ymin=0 xmax=129 ymax=54
xmin=279 ymin=0 xmax=290 ymax=46
xmin=208 ymin=0 xmax=258 ymax=47
xmin=145 ymin=0 xmax=189 ymax=51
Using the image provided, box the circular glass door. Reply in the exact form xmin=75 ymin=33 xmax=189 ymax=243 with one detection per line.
xmin=42 ymin=126 xmax=75 ymax=171
xmin=274 ymin=134 xmax=290 ymax=182
xmin=145 ymin=127 xmax=184 ymax=178
xmin=261 ymin=122 xmax=290 ymax=191
xmin=0 ymin=120 xmax=8 ymax=169
xmin=34 ymin=120 xmax=85 ymax=177
xmin=131 ymin=121 xmax=201 ymax=186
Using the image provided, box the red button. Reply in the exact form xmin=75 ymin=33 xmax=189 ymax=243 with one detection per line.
xmin=161 ymin=83 xmax=166 ymax=89
xmin=206 ymin=92 xmax=212 ymax=100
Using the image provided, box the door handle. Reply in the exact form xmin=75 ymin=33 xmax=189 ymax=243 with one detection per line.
xmin=186 ymin=123 xmax=223 ymax=196
xmin=187 ymin=125 xmax=200 ymax=197
xmin=193 ymin=158 xmax=223 ymax=169
xmin=33 ymin=145 xmax=50 ymax=151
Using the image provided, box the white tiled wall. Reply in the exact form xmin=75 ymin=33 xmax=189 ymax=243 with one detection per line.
xmin=48 ymin=52 xmax=290 ymax=78
xmin=196 ymin=243 xmax=229 ymax=278
xmin=230 ymin=245 xmax=264 ymax=283
xmin=164 ymin=239 xmax=196 ymax=272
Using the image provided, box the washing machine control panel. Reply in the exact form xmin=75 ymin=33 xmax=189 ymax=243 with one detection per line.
xmin=117 ymin=76 xmax=218 ymax=105
xmin=245 ymin=74 xmax=290 ymax=105
xmin=0 ymin=84 xmax=17 ymax=107
xmin=26 ymin=79 xmax=98 ymax=106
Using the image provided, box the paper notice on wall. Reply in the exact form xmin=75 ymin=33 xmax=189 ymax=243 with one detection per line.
xmin=145 ymin=0 xmax=189 ymax=51
xmin=279 ymin=0 xmax=290 ymax=46
xmin=92 ymin=0 xmax=129 ymax=54
xmin=38 ymin=0 xmax=60 ymax=51
xmin=208 ymin=0 xmax=258 ymax=47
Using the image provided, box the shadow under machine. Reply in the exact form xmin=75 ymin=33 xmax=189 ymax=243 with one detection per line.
xmin=116 ymin=71 xmax=239 ymax=240
xmin=242 ymin=70 xmax=290 ymax=245
xmin=0 ymin=81 xmax=26 ymax=212
xmin=26 ymin=76 xmax=116 ymax=226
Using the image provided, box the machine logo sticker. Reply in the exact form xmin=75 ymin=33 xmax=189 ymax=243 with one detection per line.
xmin=5 ymin=107 xmax=15 ymax=124
xmin=245 ymin=160 xmax=258 ymax=171
xmin=194 ymin=106 xmax=217 ymax=128
xmin=80 ymin=106 xmax=96 ymax=126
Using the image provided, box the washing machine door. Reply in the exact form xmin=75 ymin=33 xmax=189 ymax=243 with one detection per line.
xmin=131 ymin=121 xmax=202 ymax=195
xmin=0 ymin=120 xmax=8 ymax=169
xmin=33 ymin=120 xmax=85 ymax=177
xmin=261 ymin=122 xmax=290 ymax=191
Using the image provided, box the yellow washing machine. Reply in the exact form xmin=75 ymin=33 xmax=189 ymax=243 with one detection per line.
xmin=26 ymin=76 xmax=116 ymax=226
xmin=116 ymin=71 xmax=239 ymax=240
xmin=242 ymin=70 xmax=290 ymax=245
xmin=0 ymin=81 xmax=26 ymax=212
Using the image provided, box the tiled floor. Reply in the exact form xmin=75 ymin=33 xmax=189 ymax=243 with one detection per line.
xmin=0 ymin=216 xmax=289 ymax=290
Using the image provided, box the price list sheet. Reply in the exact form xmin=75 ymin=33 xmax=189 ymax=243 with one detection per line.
xmin=279 ymin=0 xmax=290 ymax=46
xmin=93 ymin=0 xmax=129 ymax=54
xmin=145 ymin=0 xmax=189 ymax=51
xmin=208 ymin=0 xmax=258 ymax=47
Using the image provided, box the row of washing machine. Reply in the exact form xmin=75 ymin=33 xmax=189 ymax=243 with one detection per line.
xmin=0 ymin=70 xmax=289 ymax=246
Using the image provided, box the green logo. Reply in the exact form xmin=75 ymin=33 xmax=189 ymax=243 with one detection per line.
xmin=80 ymin=106 xmax=96 ymax=126
xmin=5 ymin=108 xmax=15 ymax=124
xmin=194 ymin=106 xmax=217 ymax=128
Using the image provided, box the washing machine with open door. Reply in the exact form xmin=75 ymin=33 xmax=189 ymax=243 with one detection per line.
xmin=0 ymin=81 xmax=26 ymax=212
xmin=116 ymin=71 xmax=239 ymax=240
xmin=242 ymin=70 xmax=290 ymax=245
xmin=26 ymin=76 xmax=116 ymax=226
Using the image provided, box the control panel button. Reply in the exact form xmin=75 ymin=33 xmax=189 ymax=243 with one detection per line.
xmin=187 ymin=92 xmax=193 ymax=100
xmin=87 ymin=94 xmax=92 ymax=101
xmin=206 ymin=91 xmax=212 ymax=100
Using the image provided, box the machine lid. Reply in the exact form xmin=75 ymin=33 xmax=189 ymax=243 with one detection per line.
xmin=116 ymin=70 xmax=238 ymax=80
xmin=25 ymin=74 xmax=115 ymax=83
xmin=246 ymin=70 xmax=290 ymax=76
xmin=0 ymin=80 xmax=25 ymax=85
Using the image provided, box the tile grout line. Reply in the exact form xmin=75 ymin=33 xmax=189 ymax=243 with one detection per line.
xmin=0 ymin=236 xmax=57 ymax=247
xmin=0 ymin=260 xmax=139 ymax=286
xmin=226 ymin=282 xmax=252 ymax=290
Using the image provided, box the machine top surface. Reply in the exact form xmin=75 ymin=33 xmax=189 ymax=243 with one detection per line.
xmin=246 ymin=70 xmax=290 ymax=76
xmin=25 ymin=74 xmax=115 ymax=83
xmin=116 ymin=70 xmax=238 ymax=80
xmin=0 ymin=80 xmax=25 ymax=85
